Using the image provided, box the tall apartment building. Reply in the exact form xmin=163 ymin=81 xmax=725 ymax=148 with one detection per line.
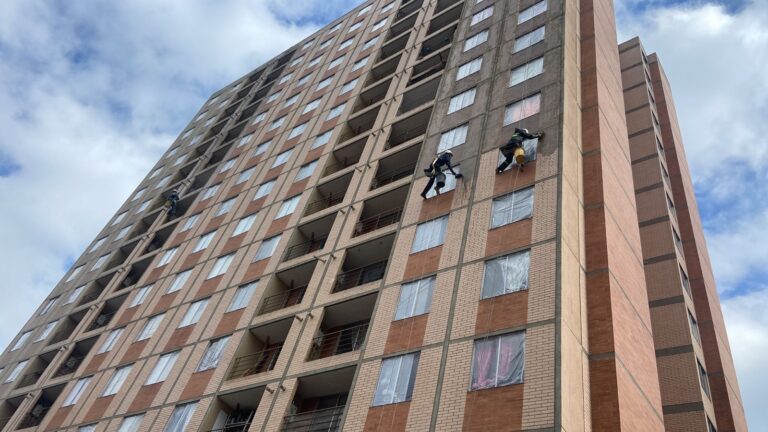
xmin=0 ymin=0 xmax=746 ymax=431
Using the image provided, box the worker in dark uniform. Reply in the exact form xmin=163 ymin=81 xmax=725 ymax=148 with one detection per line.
xmin=165 ymin=189 xmax=180 ymax=219
xmin=421 ymin=150 xmax=462 ymax=198
xmin=496 ymin=128 xmax=543 ymax=173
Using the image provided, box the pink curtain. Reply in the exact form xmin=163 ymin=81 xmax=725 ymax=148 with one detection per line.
xmin=497 ymin=333 xmax=525 ymax=386
xmin=471 ymin=339 xmax=496 ymax=390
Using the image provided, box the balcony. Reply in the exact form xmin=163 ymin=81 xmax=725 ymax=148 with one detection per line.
xmin=304 ymin=173 xmax=352 ymax=216
xmin=339 ymin=106 xmax=381 ymax=144
xmin=227 ymin=318 xmax=291 ymax=380
xmin=371 ymin=142 xmax=422 ymax=189
xmin=308 ymin=294 xmax=376 ymax=360
xmin=281 ymin=367 xmax=355 ymax=432
xmin=431 ymin=0 xmax=464 ymax=26
xmin=417 ymin=25 xmax=457 ymax=59
xmin=333 ymin=234 xmax=394 ymax=293
xmin=143 ymin=222 xmax=179 ymax=255
xmin=118 ymin=254 xmax=154 ymax=291
xmin=16 ymin=351 xmax=56 ymax=389
xmin=322 ymin=140 xmax=364 ymax=177
xmin=0 ymin=396 xmax=23 ymax=431
xmin=385 ymin=109 xmax=431 ymax=150
xmin=16 ymin=384 xmax=63 ymax=429
xmin=258 ymin=261 xmax=318 ymax=315
xmin=408 ymin=52 xmax=447 ymax=86
xmin=365 ymin=54 xmax=401 ymax=86
xmin=76 ymin=272 xmax=114 ymax=307
xmin=397 ymin=76 xmax=440 ymax=115
xmin=379 ymin=32 xmax=408 ymax=60
xmin=284 ymin=214 xmax=335 ymax=261
xmin=203 ymin=387 xmax=264 ymax=432
xmin=354 ymin=186 xmax=408 ymax=237
xmin=395 ymin=0 xmax=424 ymax=21
xmin=86 ymin=294 xmax=127 ymax=332
xmin=207 ymin=142 xmax=235 ymax=170
xmin=350 ymin=78 xmax=391 ymax=116
xmin=48 ymin=310 xmax=86 ymax=345
xmin=386 ymin=13 xmax=418 ymax=42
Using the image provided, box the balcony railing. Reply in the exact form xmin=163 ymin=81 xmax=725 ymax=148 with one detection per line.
xmin=53 ymin=355 xmax=84 ymax=378
xmin=353 ymin=208 xmax=403 ymax=237
xmin=227 ymin=345 xmax=283 ymax=380
xmin=259 ymin=285 xmax=307 ymax=315
xmin=207 ymin=411 xmax=255 ymax=432
xmin=281 ymin=405 xmax=345 ymax=432
xmin=284 ymin=237 xmax=327 ymax=261
xmin=308 ymin=323 xmax=369 ymax=360
xmin=304 ymin=195 xmax=344 ymax=216
xmin=370 ymin=165 xmax=416 ymax=189
xmin=334 ymin=260 xmax=388 ymax=292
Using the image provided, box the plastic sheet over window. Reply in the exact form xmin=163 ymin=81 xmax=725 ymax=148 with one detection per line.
xmin=395 ymin=277 xmax=435 ymax=320
xmin=411 ymin=216 xmax=448 ymax=253
xmin=164 ymin=402 xmax=198 ymax=432
xmin=491 ymin=186 xmax=534 ymax=228
xmin=481 ymin=250 xmax=530 ymax=299
xmin=373 ymin=353 xmax=420 ymax=405
xmin=470 ymin=332 xmax=525 ymax=390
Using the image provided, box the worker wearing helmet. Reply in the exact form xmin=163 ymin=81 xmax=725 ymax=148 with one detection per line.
xmin=165 ymin=189 xmax=180 ymax=219
xmin=497 ymin=128 xmax=543 ymax=174
xmin=421 ymin=150 xmax=463 ymax=198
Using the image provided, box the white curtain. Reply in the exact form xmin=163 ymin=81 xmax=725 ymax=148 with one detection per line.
xmin=491 ymin=187 xmax=534 ymax=228
xmin=411 ymin=217 xmax=448 ymax=253
xmin=197 ymin=337 xmax=230 ymax=372
xmin=395 ymin=277 xmax=435 ymax=320
xmin=373 ymin=353 xmax=420 ymax=405
xmin=164 ymin=402 xmax=198 ymax=432
xmin=482 ymin=250 xmax=531 ymax=299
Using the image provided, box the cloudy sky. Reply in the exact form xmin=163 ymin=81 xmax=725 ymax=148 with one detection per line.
xmin=0 ymin=0 xmax=764 ymax=428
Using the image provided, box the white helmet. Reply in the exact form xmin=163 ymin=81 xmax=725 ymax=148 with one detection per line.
xmin=443 ymin=150 xmax=453 ymax=157
xmin=520 ymin=128 xmax=529 ymax=134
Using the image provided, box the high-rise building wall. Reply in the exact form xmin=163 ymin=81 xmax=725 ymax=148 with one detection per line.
xmin=0 ymin=0 xmax=745 ymax=431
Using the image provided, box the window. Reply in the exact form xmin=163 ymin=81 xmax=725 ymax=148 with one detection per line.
xmin=63 ymin=377 xmax=92 ymax=406
xmin=39 ymin=296 xmax=59 ymax=315
xmin=303 ymin=98 xmax=321 ymax=114
xmin=707 ymin=417 xmax=717 ymax=432
xmin=491 ymin=187 xmax=534 ymax=228
xmin=303 ymin=39 xmax=315 ymax=49
xmin=115 ymin=225 xmax=133 ymax=241
xmin=157 ymin=247 xmax=178 ymax=267
xmin=11 ymin=331 xmax=32 ymax=351
xmin=155 ymin=175 xmax=172 ymax=189
xmin=412 ymin=216 xmax=448 ymax=253
xmin=288 ymin=122 xmax=308 ymax=139
xmin=269 ymin=116 xmax=286 ymax=131
xmin=111 ymin=212 xmax=127 ymax=226
xmin=381 ymin=2 xmax=394 ymax=13
xmin=201 ymin=184 xmax=220 ymax=200
xmin=362 ymin=36 xmax=379 ymax=51
xmin=255 ymin=235 xmax=281 ymax=261
xmin=340 ymin=78 xmax=358 ymax=94
xmin=172 ymin=155 xmax=186 ymax=167
xmin=182 ymin=213 xmax=200 ymax=232
xmin=267 ymin=92 xmax=281 ymax=103
xmin=237 ymin=133 xmax=253 ymax=148
xmin=179 ymin=299 xmax=209 ymax=328
xmin=131 ymin=188 xmax=146 ymax=201
xmin=317 ymin=76 xmax=334 ymax=90
xmin=117 ymin=414 xmax=144 ymax=432
xmin=91 ymin=254 xmax=110 ymax=271
xmin=509 ymin=57 xmax=544 ymax=87
xmin=688 ymin=309 xmax=701 ymax=343
xmin=518 ymin=0 xmax=547 ymax=23
xmin=698 ymin=360 xmax=711 ymax=397
xmin=34 ymin=321 xmax=58 ymax=342
xmin=192 ymin=231 xmax=215 ymax=253
xmin=504 ymin=93 xmax=541 ymax=125
xmin=65 ymin=285 xmax=85 ymax=304
xmin=219 ymin=158 xmax=236 ymax=173
xmin=272 ymin=149 xmax=293 ymax=168
xmin=232 ymin=214 xmax=257 ymax=237
xmin=66 ymin=265 xmax=83 ymax=283
xmin=216 ymin=197 xmax=236 ymax=216
xmin=471 ymin=6 xmax=494 ymax=25
xmin=254 ymin=140 xmax=271 ymax=156
xmin=101 ymin=364 xmax=133 ymax=396
xmin=283 ymin=93 xmax=299 ymax=107
xmin=167 ymin=270 xmax=191 ymax=294
xmin=358 ymin=3 xmax=372 ymax=15
xmin=328 ymin=56 xmax=345 ymax=69
xmin=276 ymin=196 xmax=301 ymax=218
xmin=129 ymin=284 xmax=153 ymax=307
xmin=457 ymin=57 xmax=483 ymax=80
xmin=254 ymin=180 xmax=275 ymax=199
xmin=680 ymin=266 xmax=691 ymax=296
xmin=196 ymin=337 xmax=230 ymax=372
xmin=190 ymin=134 xmax=203 ymax=145
xmin=482 ymin=250 xmax=530 ymax=299
xmin=79 ymin=424 xmax=97 ymax=432
xmin=227 ymin=282 xmax=258 ymax=312
xmin=339 ymin=38 xmax=354 ymax=50
xmin=673 ymin=227 xmax=683 ymax=252
xmin=235 ymin=167 xmax=256 ymax=185
xmin=137 ymin=314 xmax=165 ymax=341
xmin=352 ymin=56 xmax=369 ymax=71
xmin=97 ymin=328 xmax=124 ymax=354
xmin=5 ymin=361 xmax=27 ymax=382
xmin=312 ymin=131 xmax=332 ymax=149
xmin=395 ymin=277 xmax=435 ymax=320
xmin=372 ymin=18 xmax=387 ymax=31
xmin=297 ymin=74 xmax=311 ymax=86
xmin=150 ymin=167 xmax=163 ymax=178
xmin=448 ymin=88 xmax=476 ymax=114
xmin=295 ymin=160 xmax=318 ymax=181
xmin=438 ymin=124 xmax=469 ymax=152
xmin=348 ymin=21 xmax=363 ymax=33
xmin=137 ymin=200 xmax=151 ymax=213
xmin=309 ymin=56 xmax=323 ymax=68
xmin=253 ymin=112 xmax=267 ymax=123
xmin=327 ymin=103 xmax=345 ymax=120
xmin=167 ymin=147 xmax=179 ymax=157
xmin=145 ymin=351 xmax=179 ymax=386
xmin=328 ymin=22 xmax=343 ymax=34
xmin=373 ymin=353 xmax=420 ymax=405
xmin=278 ymin=73 xmax=293 ymax=85
xmin=165 ymin=402 xmax=198 ymax=432
xmin=208 ymin=254 xmax=234 ymax=279
xmin=513 ymin=26 xmax=545 ymax=52
xmin=470 ymin=331 xmax=525 ymax=390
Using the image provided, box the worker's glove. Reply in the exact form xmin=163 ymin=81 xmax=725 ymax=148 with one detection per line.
xmin=536 ymin=131 xmax=545 ymax=138
xmin=455 ymin=173 xmax=464 ymax=179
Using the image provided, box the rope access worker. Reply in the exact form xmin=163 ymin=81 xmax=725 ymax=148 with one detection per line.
xmin=165 ymin=189 xmax=180 ymax=219
xmin=496 ymin=128 xmax=544 ymax=174
xmin=421 ymin=150 xmax=462 ymax=198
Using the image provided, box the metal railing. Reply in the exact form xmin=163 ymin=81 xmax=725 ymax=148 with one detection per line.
xmin=207 ymin=411 xmax=255 ymax=432
xmin=304 ymin=194 xmax=345 ymax=216
xmin=227 ymin=345 xmax=283 ymax=379
xmin=370 ymin=165 xmax=416 ymax=189
xmin=281 ymin=405 xmax=345 ymax=432
xmin=334 ymin=260 xmax=388 ymax=292
xmin=283 ymin=237 xmax=327 ymax=261
xmin=308 ymin=323 xmax=369 ymax=360
xmin=53 ymin=355 xmax=84 ymax=378
xmin=353 ymin=208 xmax=403 ymax=237
xmin=259 ymin=285 xmax=307 ymax=315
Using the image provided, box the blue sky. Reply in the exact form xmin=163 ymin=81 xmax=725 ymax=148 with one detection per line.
xmin=0 ymin=0 xmax=765 ymax=429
